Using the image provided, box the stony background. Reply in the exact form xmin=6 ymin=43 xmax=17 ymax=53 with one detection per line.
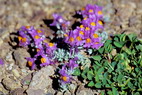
xmin=0 ymin=0 xmax=142 ymax=95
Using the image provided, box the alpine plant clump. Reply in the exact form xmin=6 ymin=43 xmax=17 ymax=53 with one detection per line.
xmin=17 ymin=4 xmax=108 ymax=91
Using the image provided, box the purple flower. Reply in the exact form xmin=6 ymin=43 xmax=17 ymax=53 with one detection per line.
xmin=83 ymin=38 xmax=93 ymax=48
xmin=91 ymin=41 xmax=103 ymax=49
xmin=59 ymin=65 xmax=71 ymax=83
xmin=0 ymin=58 xmax=4 ymax=65
xmin=26 ymin=57 xmax=36 ymax=70
xmin=64 ymin=30 xmax=76 ymax=46
xmin=50 ymin=14 xmax=70 ymax=31
xmin=18 ymin=35 xmax=30 ymax=47
xmin=79 ymin=4 xmax=103 ymax=18
xmin=67 ymin=58 xmax=78 ymax=70
xmin=40 ymin=54 xmax=51 ymax=67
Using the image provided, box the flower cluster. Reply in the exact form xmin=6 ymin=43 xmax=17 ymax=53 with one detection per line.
xmin=18 ymin=26 xmax=57 ymax=69
xmin=58 ymin=58 xmax=78 ymax=90
xmin=64 ymin=4 xmax=106 ymax=49
xmin=17 ymin=4 xmax=108 ymax=91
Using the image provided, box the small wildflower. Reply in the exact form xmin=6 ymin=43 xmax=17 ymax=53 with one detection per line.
xmin=0 ymin=58 xmax=4 ymax=65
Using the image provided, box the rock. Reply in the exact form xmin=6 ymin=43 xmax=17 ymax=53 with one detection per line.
xmin=45 ymin=92 xmax=54 ymax=95
xmin=68 ymin=83 xmax=77 ymax=94
xmin=21 ymin=73 xmax=32 ymax=86
xmin=64 ymin=91 xmax=71 ymax=95
xmin=13 ymin=48 xmax=30 ymax=69
xmin=0 ymin=38 xmax=3 ymax=45
xmin=46 ymin=85 xmax=56 ymax=95
xmin=0 ymin=28 xmax=9 ymax=40
xmin=116 ymin=2 xmax=136 ymax=21
xmin=5 ymin=51 xmax=14 ymax=63
xmin=10 ymin=88 xmax=25 ymax=95
xmin=76 ymin=85 xmax=98 ymax=95
xmin=27 ymin=66 xmax=54 ymax=90
xmin=43 ymin=0 xmax=56 ymax=5
xmin=0 ymin=83 xmax=9 ymax=94
xmin=0 ymin=43 xmax=11 ymax=58
xmin=12 ymin=69 xmax=20 ymax=78
xmin=2 ymin=77 xmax=21 ymax=91
xmin=26 ymin=89 xmax=45 ymax=95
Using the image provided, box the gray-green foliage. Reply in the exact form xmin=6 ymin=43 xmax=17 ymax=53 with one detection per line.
xmin=54 ymin=48 xmax=70 ymax=62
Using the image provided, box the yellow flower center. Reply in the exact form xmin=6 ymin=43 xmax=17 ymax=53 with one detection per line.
xmin=91 ymin=22 xmax=96 ymax=26
xmin=84 ymin=17 xmax=87 ymax=20
xmin=89 ymin=9 xmax=93 ymax=13
xmin=93 ymin=33 xmax=99 ymax=38
xmin=28 ymin=61 xmax=32 ymax=67
xmin=41 ymin=58 xmax=46 ymax=63
xmin=36 ymin=48 xmax=40 ymax=52
xmin=95 ymin=42 xmax=99 ymax=44
xmin=18 ymin=36 xmax=22 ymax=41
xmin=98 ymin=11 xmax=102 ymax=15
xmin=34 ymin=35 xmax=40 ymax=39
xmin=37 ymin=30 xmax=42 ymax=33
xmin=79 ymin=31 xmax=84 ymax=35
xmin=76 ymin=36 xmax=82 ymax=41
xmin=61 ymin=76 xmax=68 ymax=82
xmin=49 ymin=43 xmax=54 ymax=47
xmin=86 ymin=38 xmax=91 ymax=43
xmin=69 ymin=37 xmax=74 ymax=42
xmin=64 ymin=34 xmax=68 ymax=37
xmin=25 ymin=26 xmax=30 ymax=29
xmin=82 ymin=7 xmax=85 ymax=11
xmin=21 ymin=37 xmax=27 ymax=43
xmin=98 ymin=20 xmax=103 ymax=25
xmin=80 ymin=25 xmax=84 ymax=28
xmin=85 ymin=27 xmax=90 ymax=30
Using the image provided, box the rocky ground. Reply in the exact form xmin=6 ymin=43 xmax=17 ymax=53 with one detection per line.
xmin=0 ymin=0 xmax=142 ymax=95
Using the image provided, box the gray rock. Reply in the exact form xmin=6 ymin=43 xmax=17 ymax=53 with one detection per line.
xmin=76 ymin=85 xmax=98 ymax=95
xmin=0 ymin=43 xmax=11 ymax=58
xmin=13 ymin=48 xmax=30 ymax=69
xmin=0 ymin=83 xmax=9 ymax=94
xmin=26 ymin=89 xmax=45 ymax=95
xmin=5 ymin=51 xmax=14 ymax=63
xmin=2 ymin=77 xmax=21 ymax=91
xmin=27 ymin=66 xmax=54 ymax=90
xmin=116 ymin=2 xmax=136 ymax=21
xmin=0 ymin=28 xmax=9 ymax=40
xmin=10 ymin=88 xmax=25 ymax=95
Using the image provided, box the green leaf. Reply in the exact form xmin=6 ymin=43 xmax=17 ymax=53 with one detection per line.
xmin=94 ymin=61 xmax=101 ymax=67
xmin=81 ymin=73 xmax=87 ymax=79
xmin=105 ymin=83 xmax=111 ymax=88
xmin=87 ymin=70 xmax=94 ymax=80
xmin=127 ymin=34 xmax=137 ymax=42
xmin=97 ymin=67 xmax=104 ymax=74
xmin=107 ymin=91 xmax=113 ymax=95
xmin=114 ymin=37 xmax=119 ymax=41
xmin=120 ymin=34 xmax=126 ymax=42
xmin=113 ymin=41 xmax=123 ymax=48
xmin=98 ymin=47 xmax=104 ymax=53
xmin=73 ymin=68 xmax=81 ymax=76
xmin=83 ymin=67 xmax=89 ymax=73
xmin=112 ymin=87 xmax=118 ymax=95
xmin=100 ymin=91 xmax=105 ymax=95
xmin=93 ymin=55 xmax=102 ymax=61
xmin=95 ymin=82 xmax=102 ymax=88
xmin=128 ymin=81 xmax=134 ymax=89
xmin=117 ymin=74 xmax=123 ymax=83
xmin=88 ymin=81 xmax=95 ymax=87
xmin=95 ymin=74 xmax=99 ymax=82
